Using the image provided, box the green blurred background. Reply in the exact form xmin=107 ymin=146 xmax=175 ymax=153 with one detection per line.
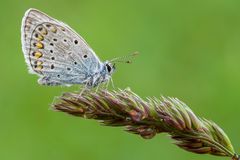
xmin=1 ymin=0 xmax=240 ymax=160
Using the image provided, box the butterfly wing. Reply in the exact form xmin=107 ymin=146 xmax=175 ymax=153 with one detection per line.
xmin=21 ymin=8 xmax=102 ymax=85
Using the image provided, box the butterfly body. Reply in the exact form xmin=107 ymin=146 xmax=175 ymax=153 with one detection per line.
xmin=21 ymin=8 xmax=115 ymax=87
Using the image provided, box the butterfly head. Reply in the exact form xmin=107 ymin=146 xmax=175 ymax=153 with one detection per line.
xmin=104 ymin=61 xmax=116 ymax=75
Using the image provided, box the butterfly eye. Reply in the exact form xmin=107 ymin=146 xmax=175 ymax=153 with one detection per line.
xmin=106 ymin=64 xmax=112 ymax=73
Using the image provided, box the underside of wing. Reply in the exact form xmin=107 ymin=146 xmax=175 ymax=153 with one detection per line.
xmin=21 ymin=8 xmax=102 ymax=85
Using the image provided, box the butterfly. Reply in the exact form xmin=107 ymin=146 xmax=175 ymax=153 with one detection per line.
xmin=21 ymin=8 xmax=121 ymax=88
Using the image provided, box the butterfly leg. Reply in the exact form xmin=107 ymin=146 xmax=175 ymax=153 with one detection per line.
xmin=94 ymin=83 xmax=100 ymax=93
xmin=78 ymin=78 xmax=91 ymax=96
xmin=38 ymin=76 xmax=62 ymax=86
xmin=79 ymin=86 xmax=87 ymax=96
xmin=110 ymin=77 xmax=115 ymax=89
xmin=105 ymin=79 xmax=110 ymax=90
xmin=100 ymin=79 xmax=110 ymax=95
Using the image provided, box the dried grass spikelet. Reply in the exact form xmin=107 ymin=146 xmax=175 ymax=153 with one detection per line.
xmin=52 ymin=88 xmax=239 ymax=160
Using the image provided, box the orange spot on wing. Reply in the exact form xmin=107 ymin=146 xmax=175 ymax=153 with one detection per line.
xmin=34 ymin=52 xmax=43 ymax=59
xmin=35 ymin=42 xmax=44 ymax=49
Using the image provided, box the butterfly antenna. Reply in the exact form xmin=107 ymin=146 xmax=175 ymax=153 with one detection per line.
xmin=110 ymin=51 xmax=139 ymax=64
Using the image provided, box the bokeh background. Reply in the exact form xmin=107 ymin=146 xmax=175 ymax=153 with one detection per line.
xmin=1 ymin=0 xmax=240 ymax=160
